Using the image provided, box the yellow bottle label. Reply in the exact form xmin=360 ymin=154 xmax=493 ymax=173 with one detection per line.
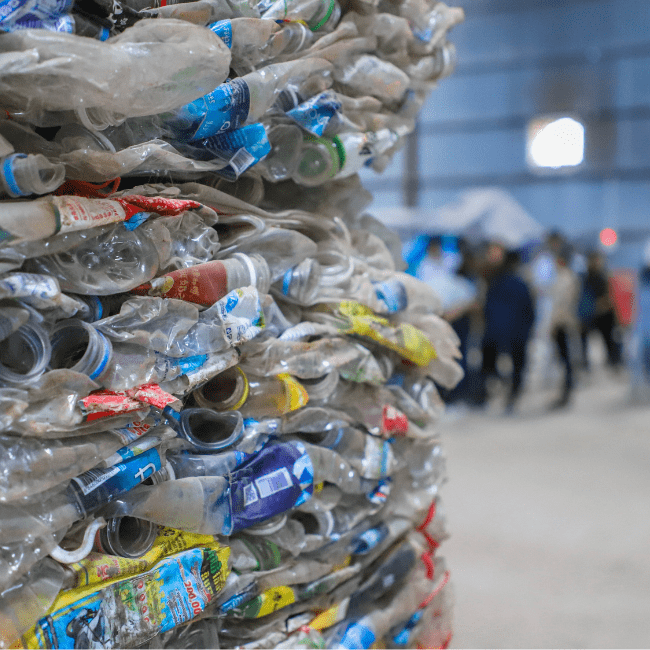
xmin=276 ymin=373 xmax=309 ymax=413
xmin=309 ymin=597 xmax=349 ymax=630
xmin=336 ymin=301 xmax=437 ymax=366
xmin=236 ymin=585 xmax=297 ymax=619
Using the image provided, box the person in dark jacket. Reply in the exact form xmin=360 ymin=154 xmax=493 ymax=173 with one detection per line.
xmin=478 ymin=243 xmax=536 ymax=412
xmin=579 ymin=251 xmax=622 ymax=369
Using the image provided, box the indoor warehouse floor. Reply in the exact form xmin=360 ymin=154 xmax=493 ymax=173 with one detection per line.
xmin=441 ymin=366 xmax=650 ymax=648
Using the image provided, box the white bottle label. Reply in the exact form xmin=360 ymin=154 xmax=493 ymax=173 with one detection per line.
xmin=53 ymin=195 xmax=127 ymax=234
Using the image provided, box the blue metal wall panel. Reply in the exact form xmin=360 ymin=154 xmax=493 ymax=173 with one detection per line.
xmin=359 ymin=0 xmax=650 ymax=239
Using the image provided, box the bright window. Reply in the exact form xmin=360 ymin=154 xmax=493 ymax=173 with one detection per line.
xmin=527 ymin=116 xmax=585 ymax=170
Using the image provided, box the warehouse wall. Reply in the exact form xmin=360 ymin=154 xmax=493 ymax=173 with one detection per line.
xmin=361 ymin=0 xmax=650 ymax=242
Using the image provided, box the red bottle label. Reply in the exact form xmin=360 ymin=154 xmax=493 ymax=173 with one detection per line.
xmin=132 ymin=261 xmax=229 ymax=306
xmin=381 ymin=404 xmax=409 ymax=436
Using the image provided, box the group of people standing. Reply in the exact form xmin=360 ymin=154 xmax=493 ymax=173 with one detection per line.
xmin=414 ymin=232 xmax=622 ymax=413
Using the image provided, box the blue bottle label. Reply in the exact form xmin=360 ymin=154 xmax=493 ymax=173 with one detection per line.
xmin=12 ymin=11 xmax=73 ymax=31
xmin=81 ymin=295 xmax=103 ymax=322
xmin=208 ymin=19 xmax=232 ymax=48
xmin=332 ymin=621 xmax=376 ymax=650
xmin=373 ymin=279 xmax=408 ymax=313
xmin=69 ymin=447 xmax=162 ymax=514
xmin=155 ymin=353 xmax=208 ymax=382
xmin=112 ymin=416 xmax=164 ymax=445
xmin=286 ymin=92 xmax=342 ymax=137
xmin=198 ymin=123 xmax=270 ymax=181
xmin=123 ymin=211 xmax=153 ymax=231
xmin=229 ymin=441 xmax=313 ymax=533
xmin=412 ymin=26 xmax=433 ymax=43
xmin=282 ymin=267 xmax=293 ymax=295
xmin=390 ymin=610 xmax=423 ymax=648
xmin=190 ymin=78 xmax=251 ymax=141
xmin=0 ymin=0 xmax=71 ymax=26
xmin=0 ymin=227 xmax=16 ymax=244
xmin=351 ymin=523 xmax=389 ymax=555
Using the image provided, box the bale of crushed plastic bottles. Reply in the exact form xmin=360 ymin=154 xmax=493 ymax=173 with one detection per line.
xmin=0 ymin=0 xmax=464 ymax=647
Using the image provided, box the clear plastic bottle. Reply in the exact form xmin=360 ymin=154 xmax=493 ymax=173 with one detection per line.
xmin=240 ymin=371 xmax=309 ymax=418
xmin=194 ymin=367 xmax=310 ymax=417
xmin=263 ymin=21 xmax=314 ymax=61
xmin=205 ymin=170 xmax=265 ymax=206
xmin=0 ymin=446 xmax=165 ymax=547
xmin=292 ymin=412 xmax=395 ymax=479
xmin=273 ymin=257 xmax=322 ymax=304
xmin=298 ymin=370 xmax=339 ymax=401
xmin=0 ymin=20 xmax=232 ymax=125
xmin=0 ymin=431 xmax=128 ymax=502
xmin=0 ymin=153 xmax=65 ymax=198
xmin=167 ymin=449 xmax=245 ymax=480
xmin=0 ymin=194 xmax=142 ymax=248
xmin=145 ymin=0 xmax=236 ymax=25
xmin=105 ymin=440 xmax=312 ymax=535
xmin=260 ymin=0 xmax=341 ymax=32
xmin=291 ymin=134 xmax=342 ymax=186
xmin=403 ymin=1 xmax=465 ymax=54
xmin=48 ymin=319 xmax=158 ymax=391
xmin=301 ymin=442 xmax=373 ymax=495
xmin=8 ymin=11 xmax=112 ymax=40
xmin=164 ymin=58 xmax=333 ymax=142
xmin=0 ymin=304 xmax=30 ymax=341
xmin=292 ymin=128 xmax=398 ymax=186
xmin=0 ymin=317 xmax=51 ymax=387
xmin=131 ymin=253 xmax=271 ymax=306
xmin=26 ymin=219 xmax=170 ymax=295
xmin=234 ymin=227 xmax=317 ymax=282
xmin=207 ymin=17 xmax=280 ymax=72
xmin=335 ymin=54 xmax=411 ymax=105
xmin=407 ymin=41 xmax=457 ymax=83
xmin=0 ymin=557 xmax=66 ymax=649
xmin=240 ymin=336 xmax=365 ymax=379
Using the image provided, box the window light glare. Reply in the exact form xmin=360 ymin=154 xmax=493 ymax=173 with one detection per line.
xmin=529 ymin=117 xmax=585 ymax=169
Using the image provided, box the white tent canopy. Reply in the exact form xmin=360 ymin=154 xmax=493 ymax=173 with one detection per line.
xmin=373 ymin=188 xmax=546 ymax=248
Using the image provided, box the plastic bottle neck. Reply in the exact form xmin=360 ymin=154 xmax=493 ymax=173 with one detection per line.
xmin=195 ymin=366 xmax=250 ymax=411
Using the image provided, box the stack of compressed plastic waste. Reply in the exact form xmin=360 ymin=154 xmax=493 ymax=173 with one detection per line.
xmin=0 ymin=0 xmax=464 ymax=647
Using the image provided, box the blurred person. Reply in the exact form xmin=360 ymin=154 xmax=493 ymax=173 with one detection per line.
xmin=638 ymin=248 xmax=650 ymax=377
xmin=416 ymin=236 xmax=478 ymax=315
xmin=579 ymin=250 xmax=622 ymax=369
xmin=441 ymin=241 xmax=482 ymax=405
xmin=477 ymin=242 xmax=535 ymax=413
xmin=548 ymin=245 xmax=580 ymax=409
xmin=629 ymin=241 xmax=650 ymax=401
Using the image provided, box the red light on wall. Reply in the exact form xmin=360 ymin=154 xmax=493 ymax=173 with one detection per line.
xmin=599 ymin=228 xmax=618 ymax=247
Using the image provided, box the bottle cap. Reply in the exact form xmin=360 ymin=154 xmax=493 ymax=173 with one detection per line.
xmin=296 ymin=135 xmax=344 ymax=185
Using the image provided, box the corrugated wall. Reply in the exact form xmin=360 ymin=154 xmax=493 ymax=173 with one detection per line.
xmin=361 ymin=0 xmax=650 ymax=243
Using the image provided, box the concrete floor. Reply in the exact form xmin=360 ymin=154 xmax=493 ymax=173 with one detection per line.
xmin=440 ymin=370 xmax=650 ymax=648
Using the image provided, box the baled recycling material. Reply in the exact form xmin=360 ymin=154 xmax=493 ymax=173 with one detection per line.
xmin=0 ymin=0 xmax=464 ymax=647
